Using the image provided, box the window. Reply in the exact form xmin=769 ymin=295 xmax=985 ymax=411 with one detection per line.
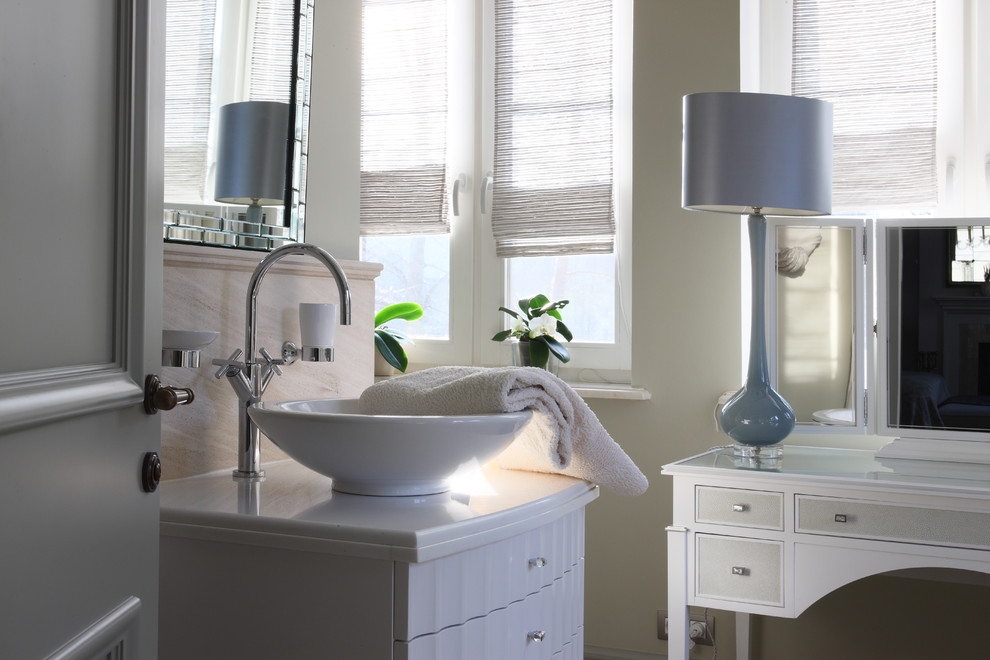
xmin=360 ymin=0 xmax=632 ymax=377
xmin=746 ymin=0 xmax=990 ymax=218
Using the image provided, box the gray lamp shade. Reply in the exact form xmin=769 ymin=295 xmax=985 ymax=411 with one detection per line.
xmin=682 ymin=92 xmax=833 ymax=216
xmin=214 ymin=101 xmax=289 ymax=205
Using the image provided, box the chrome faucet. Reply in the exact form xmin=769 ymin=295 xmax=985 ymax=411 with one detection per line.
xmin=213 ymin=243 xmax=351 ymax=479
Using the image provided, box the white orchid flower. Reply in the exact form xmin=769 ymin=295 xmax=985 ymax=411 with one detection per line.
xmin=510 ymin=316 xmax=529 ymax=336
xmin=528 ymin=313 xmax=557 ymax=338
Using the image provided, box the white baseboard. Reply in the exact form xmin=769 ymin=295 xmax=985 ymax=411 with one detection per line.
xmin=584 ymin=645 xmax=665 ymax=660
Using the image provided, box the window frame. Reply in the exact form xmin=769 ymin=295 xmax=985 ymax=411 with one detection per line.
xmin=400 ymin=0 xmax=632 ymax=378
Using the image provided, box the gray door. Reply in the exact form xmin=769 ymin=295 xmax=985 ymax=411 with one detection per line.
xmin=0 ymin=0 xmax=164 ymax=658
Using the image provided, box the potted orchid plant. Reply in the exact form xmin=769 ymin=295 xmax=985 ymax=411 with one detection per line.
xmin=491 ymin=295 xmax=573 ymax=370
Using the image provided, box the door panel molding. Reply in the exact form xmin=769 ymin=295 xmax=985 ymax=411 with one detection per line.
xmin=45 ymin=597 xmax=141 ymax=660
xmin=0 ymin=0 xmax=147 ymax=434
xmin=0 ymin=371 xmax=143 ymax=435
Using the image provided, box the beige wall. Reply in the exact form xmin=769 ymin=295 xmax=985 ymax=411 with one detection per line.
xmin=299 ymin=1 xmax=990 ymax=658
xmin=582 ymin=1 xmax=743 ymax=656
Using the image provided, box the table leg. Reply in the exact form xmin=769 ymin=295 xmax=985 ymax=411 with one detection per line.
xmin=666 ymin=525 xmax=690 ymax=660
xmin=736 ymin=612 xmax=750 ymax=660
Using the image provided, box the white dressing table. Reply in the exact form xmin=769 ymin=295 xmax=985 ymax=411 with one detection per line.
xmin=662 ymin=445 xmax=990 ymax=660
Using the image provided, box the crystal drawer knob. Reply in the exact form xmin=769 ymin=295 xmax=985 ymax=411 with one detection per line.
xmin=731 ymin=566 xmax=750 ymax=576
xmin=528 ymin=630 xmax=546 ymax=643
xmin=732 ymin=504 xmax=747 ymax=512
xmin=529 ymin=557 xmax=548 ymax=568
xmin=834 ymin=513 xmax=848 ymax=523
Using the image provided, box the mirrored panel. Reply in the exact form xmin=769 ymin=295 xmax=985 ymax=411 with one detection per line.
xmin=949 ymin=225 xmax=990 ymax=284
xmin=162 ymin=0 xmax=313 ymax=250
xmin=885 ymin=223 xmax=990 ymax=433
xmin=771 ymin=222 xmax=864 ymax=429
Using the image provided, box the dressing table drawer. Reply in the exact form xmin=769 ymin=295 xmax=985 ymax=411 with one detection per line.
xmin=696 ymin=534 xmax=783 ymax=606
xmin=796 ymin=495 xmax=990 ymax=548
xmin=696 ymin=486 xmax=783 ymax=530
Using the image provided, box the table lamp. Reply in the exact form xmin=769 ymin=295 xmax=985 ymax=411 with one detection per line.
xmin=682 ymin=92 xmax=833 ymax=457
xmin=214 ymin=101 xmax=290 ymax=225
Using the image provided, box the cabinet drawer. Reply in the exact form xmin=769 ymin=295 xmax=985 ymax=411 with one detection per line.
xmin=395 ymin=567 xmax=583 ymax=660
xmin=395 ymin=509 xmax=585 ymax=640
xmin=796 ymin=495 xmax=990 ymax=548
xmin=696 ymin=486 xmax=783 ymax=530
xmin=696 ymin=534 xmax=783 ymax=606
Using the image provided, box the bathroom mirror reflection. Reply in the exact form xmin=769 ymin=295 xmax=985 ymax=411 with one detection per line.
xmin=769 ymin=221 xmax=865 ymax=429
xmin=162 ymin=0 xmax=313 ymax=250
xmin=884 ymin=223 xmax=990 ymax=434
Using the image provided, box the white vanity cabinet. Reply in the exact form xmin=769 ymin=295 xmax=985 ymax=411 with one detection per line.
xmin=394 ymin=510 xmax=586 ymax=659
xmin=159 ymin=460 xmax=597 ymax=659
xmin=662 ymin=446 xmax=990 ymax=660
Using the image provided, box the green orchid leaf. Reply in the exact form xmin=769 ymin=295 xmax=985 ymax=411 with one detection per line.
xmin=543 ymin=335 xmax=571 ymax=363
xmin=555 ymin=319 xmax=573 ymax=342
xmin=491 ymin=329 xmax=513 ymax=342
xmin=528 ymin=336 xmax=550 ymax=368
xmin=535 ymin=299 xmax=568 ymax=316
xmin=498 ymin=306 xmax=522 ymax=320
xmin=528 ymin=294 xmax=551 ymax=311
xmin=375 ymin=329 xmax=408 ymax=372
xmin=518 ymin=297 xmax=534 ymax=317
xmin=374 ymin=302 xmax=424 ymax=329
xmin=381 ymin=327 xmax=413 ymax=344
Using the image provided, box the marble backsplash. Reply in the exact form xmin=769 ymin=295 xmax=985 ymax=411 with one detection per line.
xmin=161 ymin=243 xmax=382 ymax=480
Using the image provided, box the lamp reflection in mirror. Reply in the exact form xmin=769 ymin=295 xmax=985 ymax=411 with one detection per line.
xmin=214 ymin=101 xmax=290 ymax=225
xmin=682 ymin=92 xmax=833 ymax=457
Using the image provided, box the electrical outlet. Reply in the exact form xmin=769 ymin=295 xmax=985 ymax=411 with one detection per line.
xmin=657 ymin=610 xmax=714 ymax=646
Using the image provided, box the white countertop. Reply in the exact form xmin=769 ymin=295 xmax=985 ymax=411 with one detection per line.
xmin=160 ymin=460 xmax=599 ymax=563
xmin=662 ymin=444 xmax=990 ymax=495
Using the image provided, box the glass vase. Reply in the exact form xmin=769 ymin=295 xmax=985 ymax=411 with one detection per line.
xmin=510 ymin=341 xmax=560 ymax=376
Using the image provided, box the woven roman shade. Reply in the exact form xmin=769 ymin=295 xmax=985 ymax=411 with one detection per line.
xmin=360 ymin=0 xmax=449 ymax=236
xmin=249 ymin=0 xmax=294 ymax=103
xmin=491 ymin=0 xmax=615 ymax=257
xmin=792 ymin=0 xmax=937 ymax=211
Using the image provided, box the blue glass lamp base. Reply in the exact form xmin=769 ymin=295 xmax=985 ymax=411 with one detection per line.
xmin=719 ymin=213 xmax=796 ymax=458
xmin=719 ymin=382 xmax=795 ymax=458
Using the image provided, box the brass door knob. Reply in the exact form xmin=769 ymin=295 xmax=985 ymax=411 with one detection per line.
xmin=144 ymin=374 xmax=195 ymax=414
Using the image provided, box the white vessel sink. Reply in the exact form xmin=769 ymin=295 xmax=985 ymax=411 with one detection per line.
xmin=248 ymin=398 xmax=532 ymax=496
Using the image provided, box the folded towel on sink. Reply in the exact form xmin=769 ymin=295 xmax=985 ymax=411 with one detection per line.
xmin=359 ymin=366 xmax=648 ymax=496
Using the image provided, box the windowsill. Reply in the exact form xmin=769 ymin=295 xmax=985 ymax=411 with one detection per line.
xmin=569 ymin=381 xmax=651 ymax=401
xmin=375 ymin=371 xmax=651 ymax=401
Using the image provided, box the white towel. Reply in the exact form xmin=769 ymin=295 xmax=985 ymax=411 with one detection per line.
xmin=359 ymin=366 xmax=648 ymax=496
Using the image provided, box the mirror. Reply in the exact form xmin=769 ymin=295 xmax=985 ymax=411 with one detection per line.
xmin=769 ymin=220 xmax=865 ymax=430
xmin=162 ymin=0 xmax=313 ymax=250
xmin=883 ymin=223 xmax=990 ymax=434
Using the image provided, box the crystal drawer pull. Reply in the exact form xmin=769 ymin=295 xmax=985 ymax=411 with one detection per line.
xmin=529 ymin=557 xmax=548 ymax=568
xmin=834 ymin=514 xmax=848 ymax=523
xmin=732 ymin=504 xmax=747 ymax=512
xmin=528 ymin=630 xmax=546 ymax=643
xmin=731 ymin=566 xmax=750 ymax=576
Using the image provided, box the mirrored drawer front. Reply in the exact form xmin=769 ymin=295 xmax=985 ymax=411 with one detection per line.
xmin=797 ymin=495 xmax=990 ymax=548
xmin=696 ymin=486 xmax=783 ymax=530
xmin=696 ymin=535 xmax=783 ymax=606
